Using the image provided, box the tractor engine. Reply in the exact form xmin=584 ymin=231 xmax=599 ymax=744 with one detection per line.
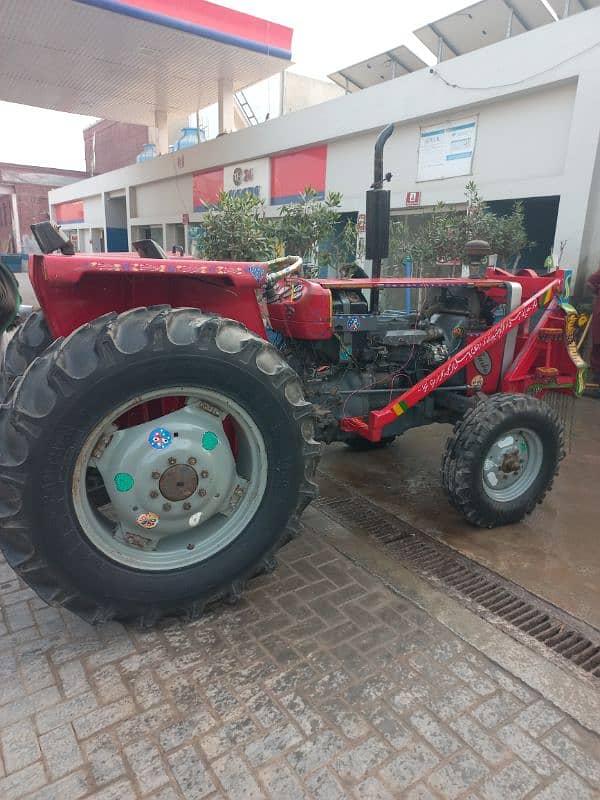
xmin=278 ymin=283 xmax=489 ymax=443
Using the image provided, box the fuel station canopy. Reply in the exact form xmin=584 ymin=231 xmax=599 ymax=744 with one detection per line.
xmin=0 ymin=0 xmax=293 ymax=126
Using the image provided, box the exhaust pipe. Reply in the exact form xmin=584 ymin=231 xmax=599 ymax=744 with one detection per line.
xmin=365 ymin=124 xmax=394 ymax=313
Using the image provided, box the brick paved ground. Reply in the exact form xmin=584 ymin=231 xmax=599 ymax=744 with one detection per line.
xmin=0 ymin=521 xmax=599 ymax=800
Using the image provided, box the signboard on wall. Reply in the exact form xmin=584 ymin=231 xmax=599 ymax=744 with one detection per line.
xmin=223 ymin=158 xmax=270 ymax=202
xmin=54 ymin=200 xmax=84 ymax=225
xmin=271 ymin=145 xmax=327 ymax=204
xmin=405 ymin=191 xmax=421 ymax=207
xmin=417 ymin=118 xmax=477 ymax=182
xmin=192 ymin=168 xmax=224 ymax=211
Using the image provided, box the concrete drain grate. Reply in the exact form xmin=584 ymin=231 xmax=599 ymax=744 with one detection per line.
xmin=315 ymin=483 xmax=600 ymax=681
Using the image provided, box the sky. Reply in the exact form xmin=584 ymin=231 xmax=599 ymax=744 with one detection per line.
xmin=0 ymin=0 xmax=486 ymax=171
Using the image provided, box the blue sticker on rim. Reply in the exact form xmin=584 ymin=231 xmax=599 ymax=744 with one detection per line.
xmin=148 ymin=427 xmax=172 ymax=450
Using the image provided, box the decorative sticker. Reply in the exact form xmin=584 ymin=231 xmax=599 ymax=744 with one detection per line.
xmin=148 ymin=427 xmax=172 ymax=450
xmin=136 ymin=512 xmax=159 ymax=529
xmin=114 ymin=473 xmax=134 ymax=492
xmin=247 ymin=265 xmax=265 ymax=283
xmin=202 ymin=431 xmax=219 ymax=451
xmin=474 ymin=352 xmax=492 ymax=376
xmin=347 ymin=316 xmax=361 ymax=332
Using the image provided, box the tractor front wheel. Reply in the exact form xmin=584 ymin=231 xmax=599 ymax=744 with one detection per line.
xmin=441 ymin=393 xmax=564 ymax=528
xmin=0 ymin=307 xmax=319 ymax=624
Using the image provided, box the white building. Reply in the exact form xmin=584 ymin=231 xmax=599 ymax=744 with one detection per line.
xmin=49 ymin=4 xmax=600 ymax=295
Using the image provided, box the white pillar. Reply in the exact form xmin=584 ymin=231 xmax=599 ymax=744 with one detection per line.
xmin=150 ymin=110 xmax=169 ymax=154
xmin=10 ymin=192 xmax=21 ymax=252
xmin=279 ymin=71 xmax=286 ymax=117
xmin=218 ymin=77 xmax=234 ymax=135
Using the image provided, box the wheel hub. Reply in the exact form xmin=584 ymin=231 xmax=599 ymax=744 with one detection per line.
xmin=500 ymin=451 xmax=521 ymax=474
xmin=159 ymin=464 xmax=198 ymax=501
xmin=482 ymin=428 xmax=543 ymax=502
xmin=90 ymin=404 xmax=244 ymax=550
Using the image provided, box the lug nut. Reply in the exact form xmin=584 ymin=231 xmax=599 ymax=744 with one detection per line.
xmin=183 ymin=502 xmax=191 ymax=510
xmin=198 ymin=488 xmax=207 ymax=497
xmin=168 ymin=457 xmax=177 ymax=465
xmin=163 ymin=503 xmax=172 ymax=511
xmin=151 ymin=471 xmax=160 ymax=479
xmin=150 ymin=490 xmax=159 ymax=498
xmin=200 ymin=470 xmax=209 ymax=479
xmin=188 ymin=457 xmax=197 ymax=465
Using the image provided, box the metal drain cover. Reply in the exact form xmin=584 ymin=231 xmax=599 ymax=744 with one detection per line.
xmin=316 ymin=472 xmax=600 ymax=682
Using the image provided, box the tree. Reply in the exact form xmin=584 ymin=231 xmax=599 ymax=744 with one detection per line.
xmin=276 ymin=187 xmax=343 ymax=275
xmin=198 ymin=192 xmax=277 ymax=261
xmin=194 ymin=187 xmax=350 ymax=273
xmin=387 ymin=181 xmax=532 ymax=277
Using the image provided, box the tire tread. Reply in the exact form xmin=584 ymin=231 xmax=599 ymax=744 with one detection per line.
xmin=0 ymin=307 xmax=319 ymax=625
xmin=441 ymin=392 xmax=564 ymax=528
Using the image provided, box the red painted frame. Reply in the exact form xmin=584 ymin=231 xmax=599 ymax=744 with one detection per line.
xmin=31 ymin=254 xmax=575 ymax=444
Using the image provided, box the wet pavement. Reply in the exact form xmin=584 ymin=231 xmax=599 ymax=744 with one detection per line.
xmin=0 ymin=514 xmax=599 ymax=800
xmin=321 ymin=397 xmax=599 ymax=630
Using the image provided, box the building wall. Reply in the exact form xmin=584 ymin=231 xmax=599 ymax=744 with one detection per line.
xmin=133 ymin=176 xmax=194 ymax=223
xmin=49 ymin=8 xmax=600 ymax=287
xmin=84 ymin=120 xmax=148 ymax=175
xmin=0 ymin=194 xmax=13 ymax=251
xmin=1 ymin=163 xmax=86 ymax=253
xmin=326 ymin=82 xmax=576 ymax=212
xmin=282 ymin=73 xmax=344 ymax=115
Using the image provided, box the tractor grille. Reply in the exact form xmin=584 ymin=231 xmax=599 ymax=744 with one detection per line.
xmin=316 ymin=476 xmax=600 ymax=682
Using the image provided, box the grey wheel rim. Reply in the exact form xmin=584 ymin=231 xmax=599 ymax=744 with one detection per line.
xmin=482 ymin=427 xmax=543 ymax=503
xmin=72 ymin=387 xmax=268 ymax=570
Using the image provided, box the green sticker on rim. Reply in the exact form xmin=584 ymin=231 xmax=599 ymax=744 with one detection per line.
xmin=114 ymin=472 xmax=134 ymax=492
xmin=202 ymin=431 xmax=219 ymax=451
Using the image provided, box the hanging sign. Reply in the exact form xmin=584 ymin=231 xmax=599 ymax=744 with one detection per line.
xmin=417 ymin=118 xmax=477 ymax=182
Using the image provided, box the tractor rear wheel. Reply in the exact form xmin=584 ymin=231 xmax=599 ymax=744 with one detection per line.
xmin=0 ymin=307 xmax=319 ymax=624
xmin=441 ymin=393 xmax=564 ymax=528
xmin=0 ymin=310 xmax=52 ymax=403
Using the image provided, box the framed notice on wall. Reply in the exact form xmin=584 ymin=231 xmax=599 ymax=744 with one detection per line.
xmin=417 ymin=117 xmax=477 ymax=182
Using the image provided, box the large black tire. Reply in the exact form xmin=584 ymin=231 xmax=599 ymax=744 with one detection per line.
xmin=0 ymin=311 xmax=52 ymax=403
xmin=0 ymin=307 xmax=319 ymax=625
xmin=441 ymin=393 xmax=564 ymax=528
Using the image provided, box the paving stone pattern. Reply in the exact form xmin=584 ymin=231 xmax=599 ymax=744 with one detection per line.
xmin=0 ymin=524 xmax=598 ymax=799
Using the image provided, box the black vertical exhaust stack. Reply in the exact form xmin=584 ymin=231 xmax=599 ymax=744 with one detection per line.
xmin=365 ymin=123 xmax=394 ymax=313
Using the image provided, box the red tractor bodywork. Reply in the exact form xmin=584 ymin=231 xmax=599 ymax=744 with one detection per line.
xmin=31 ymin=253 xmax=583 ymax=443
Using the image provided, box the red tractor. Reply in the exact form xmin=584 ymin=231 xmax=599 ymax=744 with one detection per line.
xmin=0 ymin=127 xmax=586 ymax=624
